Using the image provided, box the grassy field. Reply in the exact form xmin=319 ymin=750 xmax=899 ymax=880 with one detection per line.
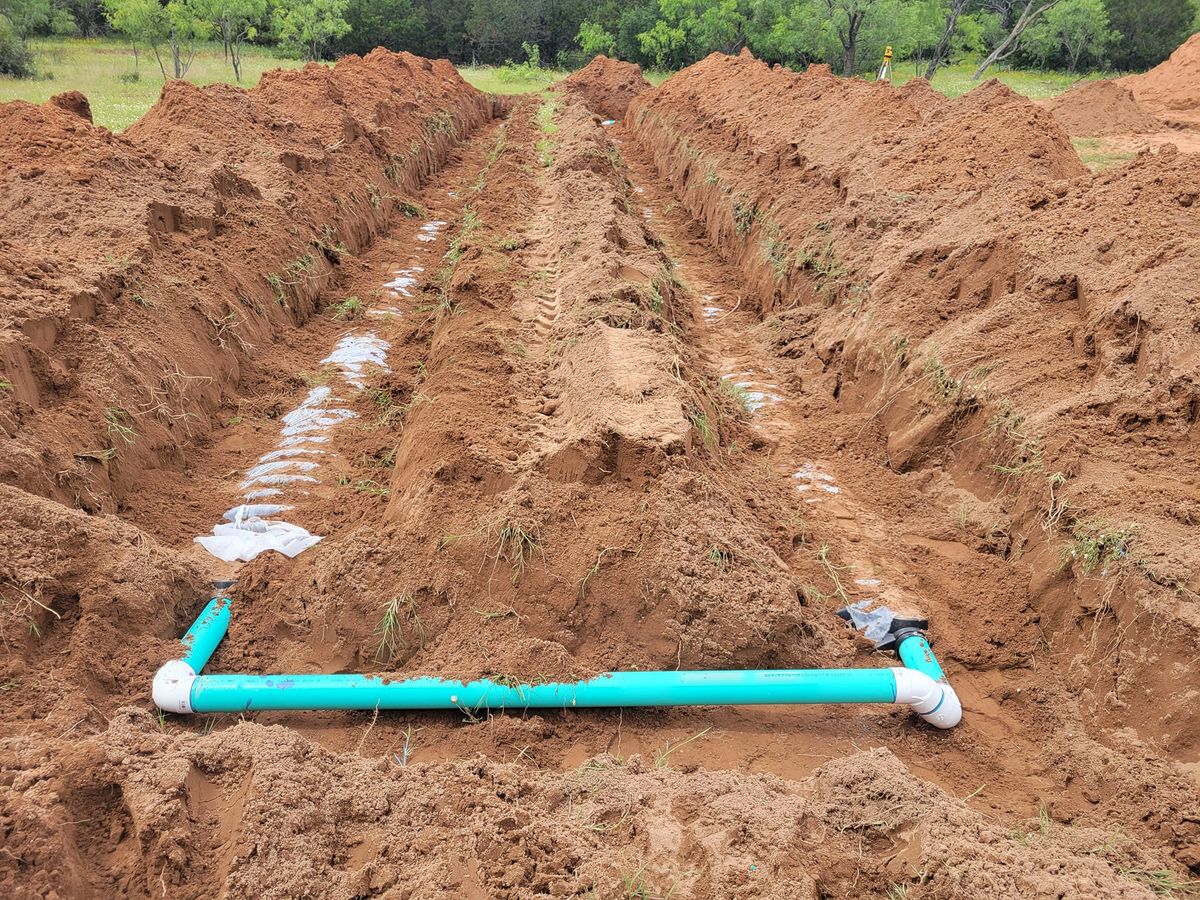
xmin=1 ymin=38 xmax=1109 ymax=132
xmin=897 ymin=60 xmax=1111 ymax=98
xmin=0 ymin=38 xmax=305 ymax=130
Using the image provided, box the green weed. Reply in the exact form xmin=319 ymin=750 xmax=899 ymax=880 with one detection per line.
xmin=489 ymin=519 xmax=542 ymax=584
xmin=104 ymin=407 xmax=136 ymax=445
xmin=332 ymin=296 xmax=363 ymax=320
xmin=373 ymin=595 xmax=425 ymax=662
xmin=1062 ymin=520 xmax=1137 ymax=575
xmin=688 ymin=410 xmax=716 ymax=448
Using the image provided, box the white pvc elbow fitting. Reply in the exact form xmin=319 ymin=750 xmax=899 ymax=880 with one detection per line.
xmin=153 ymin=659 xmax=197 ymax=714
xmin=893 ymin=667 xmax=963 ymax=729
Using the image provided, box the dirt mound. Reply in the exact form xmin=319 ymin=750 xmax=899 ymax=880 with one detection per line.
xmin=0 ymin=51 xmax=493 ymax=514
xmin=0 ymin=709 xmax=1168 ymax=897
xmin=560 ymin=54 xmax=652 ymax=120
xmin=628 ymin=48 xmax=1200 ymax=876
xmin=1124 ymin=32 xmax=1200 ymax=114
xmin=1047 ymin=79 xmax=1162 ymax=135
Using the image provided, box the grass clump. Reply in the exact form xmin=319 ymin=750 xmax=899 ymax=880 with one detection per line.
xmin=373 ymin=595 xmax=425 ymax=663
xmin=1061 ymin=520 xmax=1137 ymax=575
xmin=489 ymin=518 xmax=542 ymax=584
xmin=688 ymin=410 xmax=717 ymax=448
xmin=732 ymin=197 xmax=759 ymax=237
xmin=104 ymin=406 xmax=136 ymax=445
xmin=332 ymin=296 xmax=362 ymax=320
xmin=1118 ymin=868 xmax=1200 ymax=898
xmin=718 ymin=376 xmax=753 ymax=414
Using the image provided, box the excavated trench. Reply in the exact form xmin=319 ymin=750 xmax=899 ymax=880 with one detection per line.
xmin=2 ymin=50 xmax=1200 ymax=900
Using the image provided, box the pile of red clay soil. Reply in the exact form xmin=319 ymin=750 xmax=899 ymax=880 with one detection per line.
xmin=626 ymin=48 xmax=1200 ymax=875
xmin=1124 ymin=31 xmax=1200 ymax=117
xmin=1046 ymin=79 xmax=1162 ymax=135
xmin=0 ymin=50 xmax=493 ymax=515
xmin=5 ymin=45 xmax=1200 ymax=897
xmin=560 ymin=54 xmax=652 ymax=120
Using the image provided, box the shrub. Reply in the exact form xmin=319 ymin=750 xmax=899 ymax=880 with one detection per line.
xmin=0 ymin=15 xmax=35 ymax=78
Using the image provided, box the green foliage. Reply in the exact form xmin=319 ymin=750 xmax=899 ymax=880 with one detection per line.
xmin=1062 ymin=520 xmax=1137 ymax=575
xmin=0 ymin=13 xmax=36 ymax=76
xmin=1025 ymin=0 xmax=1116 ymax=74
xmin=339 ymin=0 xmax=421 ymax=59
xmin=192 ymin=0 xmax=265 ymax=80
xmin=576 ymin=19 xmax=615 ymax=56
xmin=272 ymin=0 xmax=349 ymax=61
xmin=1104 ymin=0 xmax=1195 ymax=71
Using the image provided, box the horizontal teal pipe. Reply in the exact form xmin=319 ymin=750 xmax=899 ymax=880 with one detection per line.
xmin=188 ymin=669 xmax=900 ymax=713
xmin=179 ymin=597 xmax=231 ymax=672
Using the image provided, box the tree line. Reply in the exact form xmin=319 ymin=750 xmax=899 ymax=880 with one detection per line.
xmin=2 ymin=0 xmax=1197 ymax=80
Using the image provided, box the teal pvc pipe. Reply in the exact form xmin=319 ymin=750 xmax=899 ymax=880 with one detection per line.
xmin=897 ymin=634 xmax=945 ymax=682
xmin=188 ymin=669 xmax=900 ymax=713
xmin=179 ymin=597 xmax=231 ymax=672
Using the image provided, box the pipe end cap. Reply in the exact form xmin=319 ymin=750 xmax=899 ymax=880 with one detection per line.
xmin=153 ymin=659 xmax=196 ymax=714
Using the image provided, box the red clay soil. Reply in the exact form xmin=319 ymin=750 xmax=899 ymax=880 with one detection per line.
xmin=3 ymin=47 xmax=1200 ymax=898
xmin=1046 ymin=79 xmax=1162 ymax=135
xmin=560 ymin=54 xmax=652 ymax=120
xmin=626 ymin=46 xmax=1200 ymax=879
xmin=1123 ymin=32 xmax=1200 ymax=119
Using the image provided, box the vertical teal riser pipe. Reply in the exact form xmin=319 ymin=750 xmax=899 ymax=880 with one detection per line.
xmin=153 ymin=596 xmax=231 ymax=714
xmin=153 ymin=595 xmax=962 ymax=728
xmin=892 ymin=634 xmax=961 ymax=728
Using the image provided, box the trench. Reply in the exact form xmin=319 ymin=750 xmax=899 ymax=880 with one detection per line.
xmin=8 ymin=61 xmax=1198 ymax=897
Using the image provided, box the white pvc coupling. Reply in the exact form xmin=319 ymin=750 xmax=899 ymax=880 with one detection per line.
xmin=893 ymin=667 xmax=963 ymax=729
xmin=152 ymin=659 xmax=197 ymax=714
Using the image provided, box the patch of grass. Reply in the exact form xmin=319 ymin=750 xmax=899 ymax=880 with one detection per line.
xmin=0 ymin=37 xmax=306 ymax=131
xmin=1071 ymin=137 xmax=1136 ymax=173
xmin=312 ymin=224 xmax=347 ymax=260
xmin=895 ymin=60 xmax=1113 ymax=100
xmin=761 ymin=222 xmax=791 ymax=283
xmin=489 ymin=518 xmax=542 ymax=584
xmin=1119 ymin=868 xmax=1200 ymax=897
xmin=373 ymin=595 xmax=425 ymax=663
xmin=458 ymin=65 xmax=565 ymax=95
xmin=688 ymin=410 xmax=717 ymax=448
xmin=707 ymin=545 xmax=733 ymax=570
xmin=1062 ymin=520 xmax=1137 ymax=575
xmin=397 ymin=200 xmax=424 ymax=218
xmin=923 ymin=355 xmax=964 ymax=402
xmin=718 ymin=376 xmax=753 ymax=414
xmin=353 ymin=479 xmax=390 ymax=497
xmin=104 ymin=406 xmax=136 ymax=445
xmin=332 ymin=296 xmax=363 ymax=320
xmin=732 ymin=197 xmax=759 ymax=237
xmin=0 ymin=380 xmax=12 ymax=391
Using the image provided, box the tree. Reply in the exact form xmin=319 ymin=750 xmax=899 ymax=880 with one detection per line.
xmin=339 ymin=0 xmax=423 ymax=58
xmin=194 ymin=0 xmax=265 ymax=80
xmin=1104 ymin=0 xmax=1193 ymax=70
xmin=105 ymin=0 xmax=171 ymax=76
xmin=820 ymin=0 xmax=884 ymax=76
xmin=0 ymin=12 xmax=36 ymax=76
xmin=924 ymin=0 xmax=968 ymax=79
xmin=638 ymin=17 xmax=686 ymax=66
xmin=577 ymin=19 xmax=616 ymax=55
xmin=1025 ymin=0 xmax=1113 ymax=73
xmin=273 ymin=0 xmax=349 ymax=60
xmin=972 ymin=0 xmax=1061 ymax=79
